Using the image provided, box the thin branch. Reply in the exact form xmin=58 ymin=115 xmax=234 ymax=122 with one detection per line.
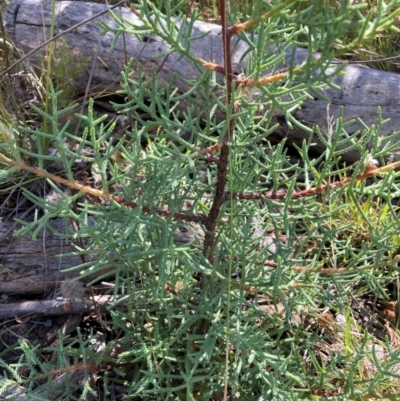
xmin=203 ymin=0 xmax=234 ymax=256
xmin=331 ymin=54 xmax=400 ymax=65
xmin=0 ymin=0 xmax=127 ymax=79
xmin=0 ymin=152 xmax=206 ymax=224
xmin=227 ymin=0 xmax=298 ymax=35
xmin=1 ymin=151 xmax=396 ymax=227
xmin=223 ymin=160 xmax=400 ymax=202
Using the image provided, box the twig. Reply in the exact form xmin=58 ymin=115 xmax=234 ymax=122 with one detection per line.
xmin=0 ymin=0 xmax=127 ymax=79
xmin=0 ymin=295 xmax=123 ymax=319
xmin=1 ymin=151 xmax=396 ymax=231
xmin=331 ymin=54 xmax=400 ymax=65
xmin=0 ymin=152 xmax=206 ymax=224
xmin=223 ymin=160 xmax=400 ymax=201
xmin=203 ymin=0 xmax=234 ymax=257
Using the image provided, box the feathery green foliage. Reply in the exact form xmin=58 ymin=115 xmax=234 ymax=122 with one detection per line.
xmin=2 ymin=0 xmax=400 ymax=400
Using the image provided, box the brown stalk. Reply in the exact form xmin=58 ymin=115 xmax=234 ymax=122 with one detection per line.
xmin=202 ymin=0 xmax=234 ymax=257
xmin=226 ymin=0 xmax=298 ymax=36
xmin=223 ymin=160 xmax=400 ymax=202
xmin=0 ymin=152 xmax=206 ymax=224
xmin=0 ymin=150 xmax=395 ymax=228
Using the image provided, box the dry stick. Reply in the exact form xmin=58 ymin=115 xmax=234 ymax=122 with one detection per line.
xmin=197 ymin=57 xmax=302 ymax=89
xmin=74 ymin=32 xmax=103 ymax=137
xmin=223 ymin=160 xmax=400 ymax=201
xmin=1 ymin=149 xmax=398 ymax=225
xmin=0 ymin=11 xmax=30 ymax=125
xmin=74 ymin=1 xmax=130 ymax=138
xmin=209 ymin=257 xmax=393 ymax=296
xmin=1 ymin=151 xmax=398 ymax=224
xmin=331 ymin=54 xmax=400 ymax=65
xmin=0 ymin=0 xmax=127 ymax=79
xmin=0 ymin=12 xmax=10 ymax=70
xmin=227 ymin=0 xmax=298 ymax=35
xmin=0 ymin=152 xmax=205 ymax=223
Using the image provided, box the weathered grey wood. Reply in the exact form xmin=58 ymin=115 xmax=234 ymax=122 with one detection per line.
xmin=0 ymin=375 xmax=27 ymax=401
xmin=0 ymin=218 xmax=94 ymax=295
xmin=4 ymin=0 xmax=400 ymax=164
xmin=0 ymin=295 xmax=123 ymax=319
xmin=0 ymin=217 xmax=200 ymax=295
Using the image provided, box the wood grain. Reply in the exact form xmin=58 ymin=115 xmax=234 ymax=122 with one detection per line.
xmin=4 ymin=0 xmax=400 ymax=164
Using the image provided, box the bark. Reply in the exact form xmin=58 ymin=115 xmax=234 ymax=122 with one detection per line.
xmin=0 ymin=218 xmax=105 ymax=295
xmin=0 ymin=295 xmax=124 ymax=319
xmin=4 ymin=0 xmax=400 ymax=164
xmin=0 ymin=217 xmax=200 ymax=296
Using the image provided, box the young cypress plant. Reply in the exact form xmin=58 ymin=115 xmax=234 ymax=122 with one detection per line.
xmin=2 ymin=0 xmax=400 ymax=400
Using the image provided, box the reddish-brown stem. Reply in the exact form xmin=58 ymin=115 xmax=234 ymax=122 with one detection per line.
xmin=202 ymin=0 xmax=235 ymax=257
xmin=1 ymin=147 xmax=397 ymax=229
xmin=203 ymin=143 xmax=229 ymax=253
xmin=222 ymin=168 xmax=381 ymax=202
xmin=112 ymin=196 xmax=207 ymax=223
xmin=0 ymin=152 xmax=207 ymax=224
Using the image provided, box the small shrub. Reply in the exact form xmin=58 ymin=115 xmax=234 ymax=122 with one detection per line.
xmin=2 ymin=0 xmax=400 ymax=400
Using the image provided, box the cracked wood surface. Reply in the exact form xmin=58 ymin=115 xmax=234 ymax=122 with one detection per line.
xmin=4 ymin=0 xmax=400 ymax=164
xmin=0 ymin=218 xmax=97 ymax=295
xmin=0 ymin=217 xmax=201 ymax=296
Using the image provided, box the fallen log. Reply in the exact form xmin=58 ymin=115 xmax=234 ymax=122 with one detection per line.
xmin=0 ymin=217 xmax=200 ymax=296
xmin=0 ymin=218 xmax=101 ymax=295
xmin=0 ymin=295 xmax=124 ymax=319
xmin=4 ymin=0 xmax=400 ymax=164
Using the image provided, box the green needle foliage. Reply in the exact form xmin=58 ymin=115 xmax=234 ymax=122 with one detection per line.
xmin=2 ymin=0 xmax=400 ymax=400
